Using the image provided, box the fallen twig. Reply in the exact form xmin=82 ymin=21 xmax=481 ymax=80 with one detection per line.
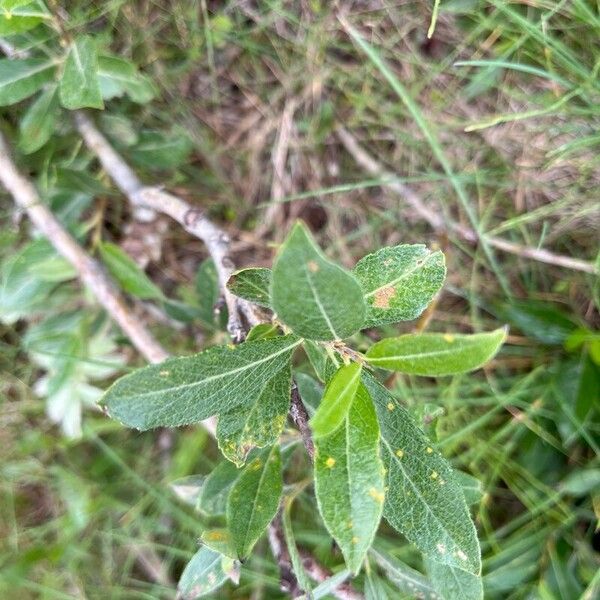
xmin=336 ymin=126 xmax=598 ymax=275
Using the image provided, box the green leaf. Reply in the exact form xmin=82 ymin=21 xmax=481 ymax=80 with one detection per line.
xmin=0 ymin=1 xmax=49 ymax=35
xmin=59 ymin=36 xmax=103 ymax=110
xmin=18 ymin=84 xmax=59 ymax=153
xmin=271 ymin=221 xmax=366 ymax=340
xmin=304 ymin=339 xmax=335 ymax=383
xmin=98 ymin=241 xmax=163 ymax=300
xmin=97 ymin=55 xmax=155 ymax=104
xmin=310 ymin=362 xmax=362 ymax=438
xmin=130 ymin=130 xmax=193 ymax=170
xmin=496 ymin=300 xmax=576 ymax=345
xmin=245 ymin=323 xmax=280 ymax=342
xmin=227 ymin=446 xmax=283 ymax=559
xmin=425 ymin=557 xmax=483 ymax=600
xmin=294 ymin=372 xmax=323 ymax=416
xmin=195 ymin=258 xmax=220 ymax=325
xmin=370 ymin=547 xmax=436 ymax=599
xmin=27 ymin=255 xmax=76 ymax=282
xmin=363 ymin=373 xmax=481 ymax=574
xmin=101 ymin=335 xmax=301 ymax=430
xmin=314 ymin=382 xmax=384 ymax=574
xmin=366 ymin=328 xmax=507 ymax=376
xmin=281 ymin=495 xmax=312 ymax=596
xmin=227 ymin=267 xmax=272 ymax=307
xmin=353 ymin=244 xmax=446 ymax=328
xmin=200 ymin=529 xmax=237 ymax=559
xmin=98 ymin=113 xmax=138 ymax=146
xmin=177 ymin=547 xmax=231 ymax=599
xmin=217 ymin=358 xmax=291 ymax=466
xmin=198 ymin=460 xmax=240 ymax=516
xmin=455 ymin=471 xmax=484 ymax=506
xmin=170 ymin=475 xmax=205 ymax=507
xmin=0 ymin=239 xmax=55 ymax=323
xmin=0 ymin=57 xmax=55 ymax=106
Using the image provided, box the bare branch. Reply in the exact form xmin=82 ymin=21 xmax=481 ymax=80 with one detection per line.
xmin=300 ymin=551 xmax=364 ymax=600
xmin=73 ymin=111 xmax=259 ymax=340
xmin=0 ymin=132 xmax=169 ymax=364
xmin=267 ymin=514 xmax=303 ymax=598
xmin=336 ymin=126 xmax=598 ymax=275
xmin=290 ymin=383 xmax=315 ymax=461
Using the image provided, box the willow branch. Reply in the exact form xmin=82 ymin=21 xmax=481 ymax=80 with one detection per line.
xmin=336 ymin=126 xmax=598 ymax=275
xmin=73 ymin=111 xmax=259 ymax=340
xmin=0 ymin=132 xmax=169 ymax=364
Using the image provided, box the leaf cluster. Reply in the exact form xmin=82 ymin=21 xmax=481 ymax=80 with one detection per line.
xmin=100 ymin=221 xmax=506 ymax=598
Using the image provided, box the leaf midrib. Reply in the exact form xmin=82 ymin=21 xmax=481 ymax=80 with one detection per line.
xmin=117 ymin=337 xmax=302 ymax=403
xmin=305 ymin=265 xmax=339 ymax=339
xmin=313 ymin=366 xmax=360 ymax=432
xmin=0 ymin=59 xmax=54 ymax=87
xmin=364 ymin=251 xmax=439 ymax=298
xmin=239 ymin=447 xmax=276 ymax=556
xmin=382 ymin=436 xmax=474 ymax=570
xmin=368 ymin=344 xmax=473 ymax=363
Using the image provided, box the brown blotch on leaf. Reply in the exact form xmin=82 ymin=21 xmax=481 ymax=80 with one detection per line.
xmin=307 ymin=260 xmax=319 ymax=273
xmin=373 ymin=285 xmax=396 ymax=309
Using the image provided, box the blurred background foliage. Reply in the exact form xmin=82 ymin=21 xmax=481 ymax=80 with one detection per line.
xmin=0 ymin=1 xmax=599 ymax=598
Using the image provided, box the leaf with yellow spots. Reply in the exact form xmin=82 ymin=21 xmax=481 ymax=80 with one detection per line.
xmin=353 ymin=244 xmax=446 ymax=328
xmin=200 ymin=528 xmax=237 ymax=559
xmin=271 ymin=221 xmax=366 ymax=340
xmin=314 ymin=382 xmax=384 ymax=574
xmin=100 ymin=334 xmax=301 ymax=430
xmin=227 ymin=446 xmax=283 ymax=560
xmin=366 ymin=328 xmax=507 ymax=376
xmin=217 ymin=359 xmax=292 ymax=466
xmin=363 ymin=372 xmax=481 ymax=575
xmin=177 ymin=546 xmax=231 ymax=599
xmin=310 ymin=362 xmax=362 ymax=438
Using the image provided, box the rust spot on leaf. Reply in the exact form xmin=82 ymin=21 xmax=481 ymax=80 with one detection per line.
xmin=307 ymin=260 xmax=319 ymax=273
xmin=373 ymin=285 xmax=396 ymax=309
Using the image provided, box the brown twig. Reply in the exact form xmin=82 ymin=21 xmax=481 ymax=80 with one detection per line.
xmin=0 ymin=132 xmax=169 ymax=365
xmin=73 ymin=111 xmax=259 ymax=340
xmin=300 ymin=551 xmax=364 ymax=600
xmin=290 ymin=383 xmax=315 ymax=461
xmin=267 ymin=513 xmax=304 ymax=598
xmin=336 ymin=126 xmax=598 ymax=275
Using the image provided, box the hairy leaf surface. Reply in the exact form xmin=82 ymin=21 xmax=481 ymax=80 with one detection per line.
xmin=227 ymin=267 xmax=272 ymax=307
xmin=59 ymin=36 xmax=103 ymax=109
xmin=271 ymin=222 xmax=365 ymax=340
xmin=0 ymin=57 xmax=55 ymax=106
xmin=314 ymin=383 xmax=384 ymax=574
xmin=101 ymin=335 xmax=301 ymax=430
xmin=425 ymin=557 xmax=483 ymax=600
xmin=363 ymin=373 xmax=481 ymax=574
xmin=354 ymin=244 xmax=446 ymax=327
xmin=366 ymin=328 xmax=506 ymax=375
xmin=310 ymin=362 xmax=362 ymax=438
xmin=227 ymin=446 xmax=282 ymax=559
xmin=217 ymin=360 xmax=292 ymax=466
